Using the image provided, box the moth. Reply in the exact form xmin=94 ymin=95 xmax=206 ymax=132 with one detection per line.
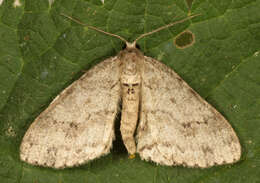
xmin=20 ymin=13 xmax=241 ymax=169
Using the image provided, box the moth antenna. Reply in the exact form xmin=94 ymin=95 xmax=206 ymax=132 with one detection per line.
xmin=132 ymin=13 xmax=201 ymax=45
xmin=61 ymin=13 xmax=129 ymax=44
xmin=61 ymin=13 xmax=201 ymax=48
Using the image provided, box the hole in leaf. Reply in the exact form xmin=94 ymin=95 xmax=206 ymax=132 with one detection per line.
xmin=174 ymin=30 xmax=195 ymax=49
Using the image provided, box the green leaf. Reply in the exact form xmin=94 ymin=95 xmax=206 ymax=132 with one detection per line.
xmin=0 ymin=0 xmax=259 ymax=182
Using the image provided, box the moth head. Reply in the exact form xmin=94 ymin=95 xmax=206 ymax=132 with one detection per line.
xmin=119 ymin=47 xmax=143 ymax=61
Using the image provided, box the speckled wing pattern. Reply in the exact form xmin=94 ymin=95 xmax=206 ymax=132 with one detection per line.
xmin=20 ymin=57 xmax=120 ymax=169
xmin=137 ymin=56 xmax=241 ymax=168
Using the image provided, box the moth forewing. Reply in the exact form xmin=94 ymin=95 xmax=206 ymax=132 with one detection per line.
xmin=20 ymin=57 xmax=121 ymax=168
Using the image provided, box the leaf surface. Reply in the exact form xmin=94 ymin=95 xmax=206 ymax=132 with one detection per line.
xmin=0 ymin=0 xmax=259 ymax=182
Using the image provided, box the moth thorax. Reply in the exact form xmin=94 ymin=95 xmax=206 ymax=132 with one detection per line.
xmin=121 ymin=58 xmax=138 ymax=74
xmin=120 ymin=54 xmax=141 ymax=84
xmin=120 ymin=74 xmax=141 ymax=85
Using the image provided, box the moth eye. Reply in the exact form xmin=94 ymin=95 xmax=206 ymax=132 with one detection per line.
xmin=122 ymin=43 xmax=127 ymax=49
xmin=132 ymin=83 xmax=139 ymax=87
